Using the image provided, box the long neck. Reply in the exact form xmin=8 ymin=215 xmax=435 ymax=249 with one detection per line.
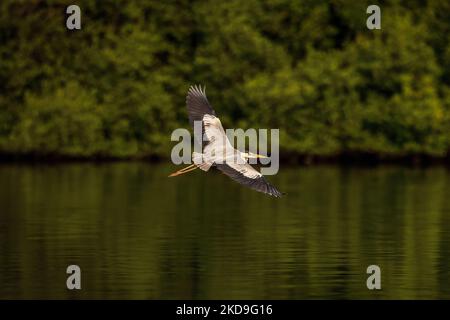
xmin=238 ymin=151 xmax=250 ymax=163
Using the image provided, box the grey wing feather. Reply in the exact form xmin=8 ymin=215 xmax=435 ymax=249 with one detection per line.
xmin=186 ymin=85 xmax=216 ymax=128
xmin=216 ymin=163 xmax=282 ymax=197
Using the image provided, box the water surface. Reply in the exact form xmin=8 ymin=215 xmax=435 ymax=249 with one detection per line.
xmin=0 ymin=163 xmax=449 ymax=299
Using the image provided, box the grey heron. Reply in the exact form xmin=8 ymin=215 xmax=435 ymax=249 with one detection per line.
xmin=169 ymin=85 xmax=282 ymax=197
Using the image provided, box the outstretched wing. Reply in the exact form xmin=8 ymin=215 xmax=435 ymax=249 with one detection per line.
xmin=216 ymin=162 xmax=282 ymax=197
xmin=186 ymin=84 xmax=227 ymax=150
xmin=186 ymin=85 xmax=216 ymax=128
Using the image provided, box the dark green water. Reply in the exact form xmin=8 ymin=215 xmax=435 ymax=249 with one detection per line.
xmin=0 ymin=163 xmax=449 ymax=299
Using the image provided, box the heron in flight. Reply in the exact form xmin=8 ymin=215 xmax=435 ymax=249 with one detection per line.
xmin=169 ymin=85 xmax=282 ymax=197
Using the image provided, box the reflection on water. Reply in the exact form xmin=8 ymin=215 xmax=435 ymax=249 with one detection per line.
xmin=0 ymin=163 xmax=449 ymax=299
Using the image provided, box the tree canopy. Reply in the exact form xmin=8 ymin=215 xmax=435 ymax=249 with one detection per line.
xmin=0 ymin=0 xmax=449 ymax=160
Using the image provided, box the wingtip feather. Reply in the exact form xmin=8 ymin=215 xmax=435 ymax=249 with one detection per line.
xmin=188 ymin=84 xmax=207 ymax=97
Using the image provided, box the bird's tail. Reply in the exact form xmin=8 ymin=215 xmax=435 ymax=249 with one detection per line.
xmin=192 ymin=152 xmax=212 ymax=171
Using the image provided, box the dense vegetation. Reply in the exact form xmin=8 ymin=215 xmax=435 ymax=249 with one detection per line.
xmin=0 ymin=0 xmax=449 ymax=160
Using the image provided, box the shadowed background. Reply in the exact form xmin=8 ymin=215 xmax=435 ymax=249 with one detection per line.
xmin=0 ymin=0 xmax=449 ymax=160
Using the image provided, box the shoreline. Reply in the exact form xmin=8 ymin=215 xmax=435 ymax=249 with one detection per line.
xmin=0 ymin=151 xmax=449 ymax=167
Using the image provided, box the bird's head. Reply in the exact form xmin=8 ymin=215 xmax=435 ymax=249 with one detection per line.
xmin=242 ymin=152 xmax=268 ymax=159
